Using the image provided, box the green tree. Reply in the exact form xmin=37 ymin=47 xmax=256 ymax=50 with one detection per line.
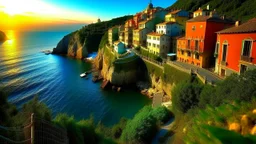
xmin=172 ymin=81 xmax=203 ymax=113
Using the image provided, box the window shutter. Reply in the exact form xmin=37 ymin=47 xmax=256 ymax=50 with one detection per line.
xmin=241 ymin=40 xmax=245 ymax=56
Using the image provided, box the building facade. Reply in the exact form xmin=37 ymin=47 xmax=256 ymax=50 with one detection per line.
xmin=114 ymin=41 xmax=126 ymax=54
xmin=133 ymin=28 xmax=151 ymax=47
xmin=215 ymin=19 xmax=256 ymax=77
xmin=108 ymin=27 xmax=119 ymax=45
xmin=176 ymin=14 xmax=234 ymax=68
xmin=165 ymin=10 xmax=190 ymax=29
xmin=156 ymin=22 xmax=182 ymax=37
xmin=147 ymin=32 xmax=171 ymax=57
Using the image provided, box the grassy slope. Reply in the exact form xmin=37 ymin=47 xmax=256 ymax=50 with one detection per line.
xmin=168 ymin=0 xmax=256 ymax=22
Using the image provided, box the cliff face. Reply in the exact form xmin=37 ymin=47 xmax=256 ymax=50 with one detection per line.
xmin=95 ymin=48 xmax=139 ymax=86
xmin=53 ymin=33 xmax=88 ymax=59
xmin=0 ymin=31 xmax=7 ymax=42
xmin=148 ymin=74 xmax=173 ymax=96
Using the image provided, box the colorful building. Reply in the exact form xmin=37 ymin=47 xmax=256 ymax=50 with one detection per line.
xmin=108 ymin=26 xmax=119 ymax=46
xmin=133 ymin=28 xmax=151 ymax=47
xmin=193 ymin=7 xmax=210 ymax=18
xmin=165 ymin=10 xmax=190 ymax=29
xmin=124 ymin=19 xmax=136 ymax=47
xmin=176 ymin=14 xmax=234 ymax=68
xmin=118 ymin=25 xmax=125 ymax=42
xmin=215 ymin=19 xmax=256 ymax=77
xmin=156 ymin=21 xmax=182 ymax=37
xmin=147 ymin=32 xmax=171 ymax=57
xmin=114 ymin=41 xmax=126 ymax=54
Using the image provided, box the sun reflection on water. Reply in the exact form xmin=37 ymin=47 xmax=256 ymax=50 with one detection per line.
xmin=1 ymin=30 xmax=21 ymax=75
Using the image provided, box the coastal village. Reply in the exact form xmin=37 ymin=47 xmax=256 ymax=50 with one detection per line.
xmin=107 ymin=1 xmax=256 ymax=80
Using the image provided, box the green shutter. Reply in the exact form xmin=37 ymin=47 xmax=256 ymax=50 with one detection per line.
xmin=241 ymin=40 xmax=245 ymax=55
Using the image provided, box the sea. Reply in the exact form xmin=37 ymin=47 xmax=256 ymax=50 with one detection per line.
xmin=0 ymin=30 xmax=150 ymax=126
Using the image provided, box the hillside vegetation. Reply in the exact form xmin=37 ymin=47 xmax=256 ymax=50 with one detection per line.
xmin=168 ymin=0 xmax=256 ymax=22
xmin=53 ymin=15 xmax=132 ymax=58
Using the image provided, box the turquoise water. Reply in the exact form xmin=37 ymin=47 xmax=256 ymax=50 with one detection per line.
xmin=0 ymin=30 xmax=150 ymax=126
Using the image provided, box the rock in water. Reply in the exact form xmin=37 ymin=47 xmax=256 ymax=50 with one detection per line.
xmin=0 ymin=31 xmax=7 ymax=42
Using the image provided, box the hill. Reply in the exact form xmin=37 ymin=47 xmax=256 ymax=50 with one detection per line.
xmin=167 ymin=0 xmax=256 ymax=22
xmin=52 ymin=15 xmax=132 ymax=58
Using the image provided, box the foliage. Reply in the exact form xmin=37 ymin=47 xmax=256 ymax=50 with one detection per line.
xmin=121 ymin=106 xmax=172 ymax=144
xmin=163 ymin=64 xmax=190 ymax=84
xmin=167 ymin=0 xmax=256 ymax=22
xmin=99 ymin=32 xmax=109 ymax=50
xmin=199 ymin=70 xmax=256 ymax=108
xmin=0 ymin=88 xmax=17 ymax=126
xmin=184 ymin=99 xmax=256 ymax=144
xmin=144 ymin=60 xmax=164 ymax=78
xmin=171 ymin=81 xmax=203 ymax=113
xmin=77 ymin=15 xmax=132 ymax=52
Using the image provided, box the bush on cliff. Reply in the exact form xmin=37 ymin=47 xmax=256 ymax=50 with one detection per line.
xmin=121 ymin=106 xmax=172 ymax=143
xmin=172 ymin=81 xmax=203 ymax=113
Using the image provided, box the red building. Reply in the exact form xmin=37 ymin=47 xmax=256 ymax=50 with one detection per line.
xmin=133 ymin=13 xmax=142 ymax=29
xmin=177 ymin=14 xmax=234 ymax=68
xmin=215 ymin=18 xmax=256 ymax=77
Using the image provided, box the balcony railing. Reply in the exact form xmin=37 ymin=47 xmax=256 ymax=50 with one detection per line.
xmin=241 ymin=55 xmax=253 ymax=63
xmin=221 ymin=61 xmax=227 ymax=66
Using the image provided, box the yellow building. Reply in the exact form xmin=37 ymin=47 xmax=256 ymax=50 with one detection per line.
xmin=108 ymin=26 xmax=119 ymax=46
xmin=165 ymin=10 xmax=190 ymax=30
xmin=133 ymin=28 xmax=151 ymax=47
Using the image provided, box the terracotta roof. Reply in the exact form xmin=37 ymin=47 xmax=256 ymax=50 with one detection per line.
xmin=139 ymin=19 xmax=152 ymax=24
xmin=147 ymin=32 xmax=164 ymax=37
xmin=157 ymin=21 xmax=176 ymax=25
xmin=187 ymin=16 xmax=234 ymax=23
xmin=194 ymin=8 xmax=209 ymax=13
xmin=167 ymin=10 xmax=181 ymax=15
xmin=217 ymin=18 xmax=256 ymax=34
xmin=175 ymin=35 xmax=185 ymax=40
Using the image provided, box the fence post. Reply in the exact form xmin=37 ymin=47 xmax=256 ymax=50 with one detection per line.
xmin=31 ymin=113 xmax=34 ymax=144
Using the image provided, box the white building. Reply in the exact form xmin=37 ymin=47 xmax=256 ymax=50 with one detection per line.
xmin=156 ymin=22 xmax=182 ymax=37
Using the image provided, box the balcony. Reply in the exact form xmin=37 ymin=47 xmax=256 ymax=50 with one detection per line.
xmin=241 ymin=55 xmax=253 ymax=63
xmin=221 ymin=61 xmax=227 ymax=66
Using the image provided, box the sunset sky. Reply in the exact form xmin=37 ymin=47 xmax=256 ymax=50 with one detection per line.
xmin=0 ymin=0 xmax=175 ymax=31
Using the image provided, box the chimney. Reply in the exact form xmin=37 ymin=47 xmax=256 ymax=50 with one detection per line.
xmin=235 ymin=21 xmax=241 ymax=27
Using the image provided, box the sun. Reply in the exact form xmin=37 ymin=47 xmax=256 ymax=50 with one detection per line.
xmin=0 ymin=0 xmax=35 ymax=16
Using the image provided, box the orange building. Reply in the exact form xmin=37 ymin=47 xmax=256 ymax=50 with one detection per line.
xmin=215 ymin=18 xmax=256 ymax=77
xmin=177 ymin=14 xmax=234 ymax=68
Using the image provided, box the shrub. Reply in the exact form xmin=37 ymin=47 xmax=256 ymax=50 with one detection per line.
xmin=121 ymin=106 xmax=172 ymax=143
xmin=172 ymin=81 xmax=203 ymax=113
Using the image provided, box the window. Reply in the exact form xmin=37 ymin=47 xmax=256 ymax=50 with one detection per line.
xmin=157 ymin=45 xmax=160 ymax=48
xmin=242 ymin=40 xmax=252 ymax=56
xmin=148 ymin=36 xmax=151 ymax=39
xmin=240 ymin=64 xmax=248 ymax=74
xmin=153 ymin=44 xmax=156 ymax=47
xmin=181 ymin=51 xmax=184 ymax=55
xmin=153 ymin=37 xmax=156 ymax=40
xmin=187 ymin=51 xmax=191 ymax=57
xmin=187 ymin=40 xmax=191 ymax=48
xmin=215 ymin=42 xmax=219 ymax=54
xmin=222 ymin=44 xmax=228 ymax=62
xmin=192 ymin=26 xmax=196 ymax=31
xmin=162 ymin=38 xmax=164 ymax=41
xmin=195 ymin=53 xmax=200 ymax=60
xmin=157 ymin=37 xmax=160 ymax=41
xmin=195 ymin=40 xmax=199 ymax=51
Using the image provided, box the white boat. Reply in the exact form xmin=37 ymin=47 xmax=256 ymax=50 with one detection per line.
xmin=80 ymin=73 xmax=87 ymax=78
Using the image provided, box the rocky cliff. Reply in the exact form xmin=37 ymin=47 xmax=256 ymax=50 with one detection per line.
xmin=52 ymin=32 xmax=88 ymax=59
xmin=52 ymin=15 xmax=132 ymax=58
xmin=0 ymin=31 xmax=7 ymax=42
xmin=94 ymin=47 xmax=141 ymax=86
